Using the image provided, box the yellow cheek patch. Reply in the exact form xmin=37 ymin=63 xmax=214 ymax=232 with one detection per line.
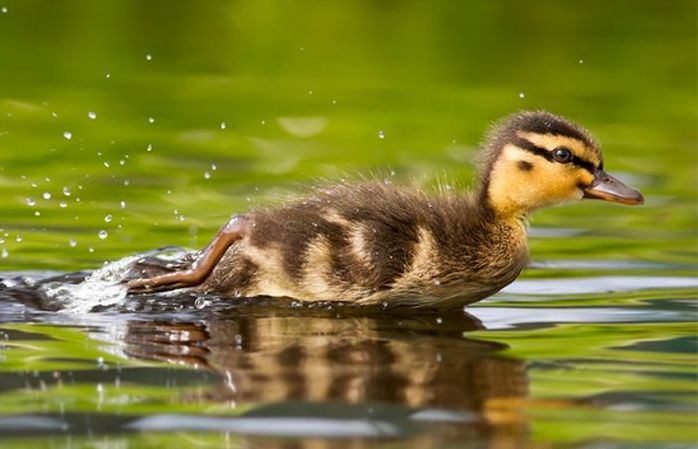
xmin=542 ymin=165 xmax=586 ymax=201
xmin=517 ymin=131 xmax=601 ymax=168
xmin=488 ymin=145 xmax=592 ymax=218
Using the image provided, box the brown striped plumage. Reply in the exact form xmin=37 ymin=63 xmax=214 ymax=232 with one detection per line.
xmin=126 ymin=111 xmax=644 ymax=310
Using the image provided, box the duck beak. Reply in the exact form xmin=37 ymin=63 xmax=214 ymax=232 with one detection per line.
xmin=583 ymin=170 xmax=644 ymax=205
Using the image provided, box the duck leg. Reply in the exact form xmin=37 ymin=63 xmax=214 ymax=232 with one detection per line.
xmin=126 ymin=215 xmax=249 ymax=294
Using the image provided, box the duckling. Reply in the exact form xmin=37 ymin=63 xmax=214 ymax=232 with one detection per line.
xmin=126 ymin=111 xmax=643 ymax=310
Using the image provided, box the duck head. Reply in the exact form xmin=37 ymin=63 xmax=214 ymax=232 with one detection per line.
xmin=480 ymin=111 xmax=644 ymax=219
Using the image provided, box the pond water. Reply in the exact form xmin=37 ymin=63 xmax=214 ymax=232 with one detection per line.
xmin=0 ymin=1 xmax=696 ymax=448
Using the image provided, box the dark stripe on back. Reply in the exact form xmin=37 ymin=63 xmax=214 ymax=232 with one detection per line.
xmin=342 ymin=207 xmax=420 ymax=291
xmin=512 ymin=138 xmax=597 ymax=173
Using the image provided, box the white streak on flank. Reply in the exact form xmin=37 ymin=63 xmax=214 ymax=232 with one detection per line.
xmin=323 ymin=208 xmax=372 ymax=269
xmin=242 ymin=243 xmax=304 ymax=299
xmin=324 ymin=208 xmax=375 ymax=289
xmin=349 ymin=223 xmax=372 ymax=269
xmin=392 ymin=227 xmax=439 ymax=290
xmin=301 ymin=235 xmax=342 ymax=300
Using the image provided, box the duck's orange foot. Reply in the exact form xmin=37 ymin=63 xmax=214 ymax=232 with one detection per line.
xmin=125 ymin=214 xmax=249 ymax=295
xmin=126 ymin=271 xmax=201 ymax=294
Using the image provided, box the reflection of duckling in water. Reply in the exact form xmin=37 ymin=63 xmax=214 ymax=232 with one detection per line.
xmin=122 ymin=314 xmax=526 ymax=413
xmin=122 ymin=315 xmax=531 ymax=443
xmin=127 ymin=111 xmax=643 ymax=309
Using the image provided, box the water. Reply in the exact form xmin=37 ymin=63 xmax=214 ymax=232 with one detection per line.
xmin=0 ymin=1 xmax=696 ymax=448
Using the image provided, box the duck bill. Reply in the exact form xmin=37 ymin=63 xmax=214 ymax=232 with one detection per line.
xmin=583 ymin=170 xmax=644 ymax=205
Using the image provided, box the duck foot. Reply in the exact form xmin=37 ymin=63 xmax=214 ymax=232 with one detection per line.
xmin=126 ymin=215 xmax=249 ymax=294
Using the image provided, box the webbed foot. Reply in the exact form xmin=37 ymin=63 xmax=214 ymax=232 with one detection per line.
xmin=126 ymin=215 xmax=249 ymax=294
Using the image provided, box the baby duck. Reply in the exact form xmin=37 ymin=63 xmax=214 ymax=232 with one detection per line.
xmin=127 ymin=111 xmax=643 ymax=310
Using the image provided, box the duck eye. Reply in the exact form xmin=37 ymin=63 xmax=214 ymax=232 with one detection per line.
xmin=553 ymin=147 xmax=573 ymax=163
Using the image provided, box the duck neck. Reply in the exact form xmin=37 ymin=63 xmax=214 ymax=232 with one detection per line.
xmin=477 ymin=180 xmax=530 ymax=222
xmin=476 ymin=180 xmax=530 ymax=229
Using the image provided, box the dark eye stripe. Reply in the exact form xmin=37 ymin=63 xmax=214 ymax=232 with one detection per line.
xmin=571 ymin=154 xmax=596 ymax=173
xmin=512 ymin=137 xmax=597 ymax=173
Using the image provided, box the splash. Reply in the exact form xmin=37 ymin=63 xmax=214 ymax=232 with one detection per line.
xmin=40 ymin=255 xmax=140 ymax=314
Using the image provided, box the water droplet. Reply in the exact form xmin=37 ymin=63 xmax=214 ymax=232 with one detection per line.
xmin=98 ymin=230 xmax=108 ymax=240
xmin=435 ymin=317 xmax=443 ymax=324
xmin=146 ymin=144 xmax=153 ymax=152
xmin=104 ymin=214 xmax=113 ymax=223
xmin=1 ymin=248 xmax=7 ymax=258
xmin=42 ymin=192 xmax=51 ymax=200
xmin=63 ymin=131 xmax=72 ymax=140
xmin=120 ymin=200 xmax=126 ymax=209
xmin=518 ymin=92 xmax=525 ymax=99
xmin=194 ymin=297 xmax=209 ymax=309
xmin=1 ymin=7 xmax=8 ymax=13
xmin=148 ymin=117 xmax=155 ymax=124
xmin=211 ymin=163 xmax=217 ymax=171
xmin=433 ymin=279 xmax=441 ymax=286
xmin=25 ymin=198 xmax=36 ymax=206
xmin=204 ymin=171 xmax=211 ymax=179
xmin=220 ymin=121 xmax=227 ymax=130
xmin=260 ymin=120 xmax=266 ymax=125
xmin=69 ymin=239 xmax=77 ymax=248
xmin=579 ymin=59 xmax=584 ymax=64
xmin=59 ymin=201 xmax=67 ymax=208
xmin=145 ymin=53 xmax=152 ymax=61
xmin=123 ymin=180 xmax=130 ymax=186
xmin=88 ymin=246 xmax=94 ymax=253
xmin=105 ymin=73 xmax=111 ymax=79
xmin=62 ymin=186 xmax=71 ymax=196
xmin=15 ymin=235 xmax=22 ymax=242
xmin=378 ymin=130 xmax=385 ymax=139
xmin=34 ymin=211 xmax=41 ymax=216
xmin=87 ymin=111 xmax=97 ymax=120
xmin=308 ymin=90 xmax=313 ymax=95
xmin=103 ymin=161 xmax=110 ymax=168
xmin=119 ymin=160 xmax=125 ymax=166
